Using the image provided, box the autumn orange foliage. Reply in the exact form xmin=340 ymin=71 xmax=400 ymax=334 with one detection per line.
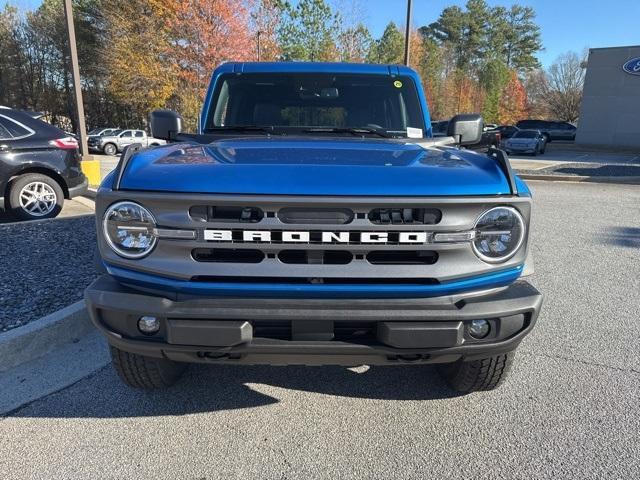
xmin=498 ymin=71 xmax=529 ymax=125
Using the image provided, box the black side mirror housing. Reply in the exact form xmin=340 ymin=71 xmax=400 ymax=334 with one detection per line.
xmin=447 ymin=114 xmax=483 ymax=145
xmin=150 ymin=109 xmax=182 ymax=141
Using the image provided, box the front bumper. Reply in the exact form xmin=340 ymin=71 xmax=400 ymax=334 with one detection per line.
xmin=85 ymin=275 xmax=542 ymax=366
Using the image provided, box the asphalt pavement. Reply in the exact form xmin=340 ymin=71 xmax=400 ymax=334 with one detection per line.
xmin=1 ymin=180 xmax=639 ymax=479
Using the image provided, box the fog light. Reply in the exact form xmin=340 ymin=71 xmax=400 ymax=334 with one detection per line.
xmin=469 ymin=319 xmax=490 ymax=339
xmin=138 ymin=316 xmax=160 ymax=334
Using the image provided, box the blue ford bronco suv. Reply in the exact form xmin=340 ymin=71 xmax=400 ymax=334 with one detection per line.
xmin=85 ymin=62 xmax=542 ymax=393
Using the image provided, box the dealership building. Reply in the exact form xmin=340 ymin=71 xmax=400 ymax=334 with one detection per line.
xmin=576 ymin=45 xmax=640 ymax=149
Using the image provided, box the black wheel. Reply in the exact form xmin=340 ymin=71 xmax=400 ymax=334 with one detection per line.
xmin=437 ymin=352 xmax=516 ymax=393
xmin=110 ymin=345 xmax=187 ymax=389
xmin=539 ymin=144 xmax=546 ymax=155
xmin=532 ymin=145 xmax=538 ymax=156
xmin=103 ymin=143 xmax=117 ymax=156
xmin=8 ymin=173 xmax=64 ymax=220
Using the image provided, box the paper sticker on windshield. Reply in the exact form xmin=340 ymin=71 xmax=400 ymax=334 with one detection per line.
xmin=407 ymin=127 xmax=422 ymax=138
xmin=393 ymin=80 xmax=403 ymax=88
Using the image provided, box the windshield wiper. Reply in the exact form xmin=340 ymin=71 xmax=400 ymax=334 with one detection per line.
xmin=302 ymin=127 xmax=392 ymax=138
xmin=204 ymin=125 xmax=280 ymax=134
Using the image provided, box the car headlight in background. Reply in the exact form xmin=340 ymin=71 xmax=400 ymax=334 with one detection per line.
xmin=472 ymin=206 xmax=525 ymax=263
xmin=103 ymin=201 xmax=157 ymax=258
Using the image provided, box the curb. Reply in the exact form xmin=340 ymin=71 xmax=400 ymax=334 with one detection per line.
xmin=84 ymin=187 xmax=97 ymax=200
xmin=73 ymin=195 xmax=95 ymax=209
xmin=0 ymin=301 xmax=94 ymax=372
xmin=517 ymin=173 xmax=640 ymax=185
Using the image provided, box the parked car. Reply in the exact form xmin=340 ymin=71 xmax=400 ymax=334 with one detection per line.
xmin=503 ymin=129 xmax=547 ymax=156
xmin=496 ymin=125 xmax=519 ymax=140
xmin=0 ymin=106 xmax=87 ymax=220
xmin=86 ymin=62 xmax=542 ymax=393
xmin=88 ymin=129 xmax=166 ymax=155
xmin=432 ymin=119 xmax=501 ymax=152
xmin=88 ymin=127 xmax=119 ymax=138
xmin=515 ymin=120 xmax=576 ymax=142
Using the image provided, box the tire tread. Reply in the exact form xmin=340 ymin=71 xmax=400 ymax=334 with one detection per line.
xmin=110 ymin=346 xmax=186 ymax=389
xmin=438 ymin=352 xmax=515 ymax=393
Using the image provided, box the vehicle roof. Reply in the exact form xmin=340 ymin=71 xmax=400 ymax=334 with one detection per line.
xmin=513 ymin=129 xmax=541 ymax=134
xmin=215 ymin=62 xmax=417 ymax=76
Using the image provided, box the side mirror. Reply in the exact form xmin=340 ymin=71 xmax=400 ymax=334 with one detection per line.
xmin=447 ymin=114 xmax=483 ymax=145
xmin=150 ymin=109 xmax=182 ymax=141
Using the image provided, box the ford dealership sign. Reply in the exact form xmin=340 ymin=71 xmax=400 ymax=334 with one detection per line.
xmin=622 ymin=57 xmax=640 ymax=75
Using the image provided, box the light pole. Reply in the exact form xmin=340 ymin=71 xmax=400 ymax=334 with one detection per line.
xmin=403 ymin=0 xmax=413 ymax=66
xmin=63 ymin=0 xmax=88 ymax=158
xmin=257 ymin=31 xmax=262 ymax=61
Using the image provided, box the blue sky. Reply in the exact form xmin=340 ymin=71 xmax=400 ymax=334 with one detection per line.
xmin=15 ymin=0 xmax=640 ymax=67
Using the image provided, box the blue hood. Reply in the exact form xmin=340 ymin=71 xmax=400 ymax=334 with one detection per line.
xmin=119 ymin=137 xmax=511 ymax=196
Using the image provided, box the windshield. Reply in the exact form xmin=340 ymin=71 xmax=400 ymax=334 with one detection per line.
xmin=110 ymin=129 xmax=123 ymax=136
xmin=205 ymin=73 xmax=426 ymax=137
xmin=513 ymin=131 xmax=538 ymax=139
xmin=88 ymin=129 xmax=102 ymax=135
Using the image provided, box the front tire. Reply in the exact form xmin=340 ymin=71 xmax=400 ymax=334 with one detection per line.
xmin=8 ymin=173 xmax=64 ymax=220
xmin=103 ymin=143 xmax=117 ymax=156
xmin=437 ymin=352 xmax=516 ymax=393
xmin=110 ymin=345 xmax=187 ymax=389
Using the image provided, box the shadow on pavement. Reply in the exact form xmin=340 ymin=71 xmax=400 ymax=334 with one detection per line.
xmin=600 ymin=227 xmax=640 ymax=249
xmin=555 ymin=164 xmax=640 ymax=177
xmin=10 ymin=363 xmax=460 ymax=418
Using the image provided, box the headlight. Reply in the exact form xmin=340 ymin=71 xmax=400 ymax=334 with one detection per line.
xmin=103 ymin=201 xmax=157 ymax=258
xmin=472 ymin=206 xmax=525 ymax=263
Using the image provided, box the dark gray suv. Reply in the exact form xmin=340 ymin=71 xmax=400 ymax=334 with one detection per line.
xmin=515 ymin=120 xmax=576 ymax=142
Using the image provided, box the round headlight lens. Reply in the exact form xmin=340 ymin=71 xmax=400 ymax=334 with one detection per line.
xmin=103 ymin=201 xmax=157 ymax=259
xmin=472 ymin=206 xmax=525 ymax=263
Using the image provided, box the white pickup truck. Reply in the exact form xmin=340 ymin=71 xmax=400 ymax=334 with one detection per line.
xmin=88 ymin=129 xmax=166 ymax=155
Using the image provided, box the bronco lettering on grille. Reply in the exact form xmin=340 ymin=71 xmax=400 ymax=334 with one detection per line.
xmin=203 ymin=230 xmax=429 ymax=244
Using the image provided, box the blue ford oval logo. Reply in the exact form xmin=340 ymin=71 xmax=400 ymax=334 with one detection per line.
xmin=622 ymin=57 xmax=640 ymax=75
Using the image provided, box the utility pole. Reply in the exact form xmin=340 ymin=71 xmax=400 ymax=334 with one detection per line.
xmin=63 ymin=0 xmax=88 ymax=158
xmin=257 ymin=31 xmax=262 ymax=61
xmin=403 ymin=0 xmax=413 ymax=66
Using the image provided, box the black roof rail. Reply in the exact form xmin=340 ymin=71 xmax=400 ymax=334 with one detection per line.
xmin=488 ymin=147 xmax=518 ymax=195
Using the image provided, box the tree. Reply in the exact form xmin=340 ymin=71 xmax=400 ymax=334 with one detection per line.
xmin=488 ymin=5 xmax=542 ymax=71
xmin=543 ymin=51 xmax=586 ymax=122
xmin=278 ymin=0 xmax=340 ymax=61
xmin=338 ymin=24 xmax=372 ymax=63
xmin=479 ymin=59 xmax=510 ymax=123
xmin=523 ymin=69 xmax=550 ymax=119
xmin=498 ymin=70 xmax=528 ymax=124
xmin=367 ymin=22 xmax=403 ymax=64
xmin=170 ymin=0 xmax=255 ymax=128
xmin=251 ymin=0 xmax=283 ymax=61
xmin=102 ymin=0 xmax=178 ymax=126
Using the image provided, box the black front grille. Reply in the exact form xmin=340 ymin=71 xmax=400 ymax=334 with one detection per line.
xmin=367 ymin=250 xmax=438 ymax=265
xmin=368 ymin=207 xmax=442 ymax=225
xmin=278 ymin=250 xmax=353 ymax=265
xmin=278 ymin=207 xmax=354 ymax=224
xmin=192 ymin=248 xmax=264 ymax=263
xmin=190 ymin=205 xmax=264 ymax=223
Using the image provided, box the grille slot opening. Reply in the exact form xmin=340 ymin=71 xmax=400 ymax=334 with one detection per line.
xmin=190 ymin=206 xmax=264 ymax=223
xmin=368 ymin=208 xmax=442 ymax=225
xmin=278 ymin=207 xmax=354 ymax=225
xmin=367 ymin=250 xmax=438 ymax=265
xmin=192 ymin=248 xmax=265 ymax=263
xmin=278 ymin=250 xmax=353 ymax=265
